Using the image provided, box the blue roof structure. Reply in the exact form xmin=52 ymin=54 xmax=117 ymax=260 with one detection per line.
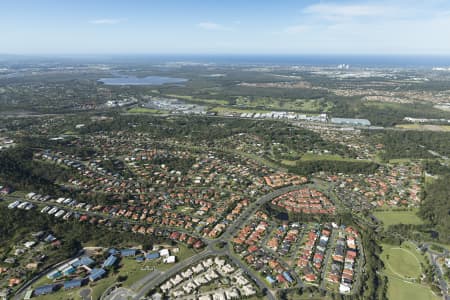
xmin=34 ymin=284 xmax=55 ymax=296
xmin=71 ymin=260 xmax=83 ymax=268
xmin=79 ymin=256 xmax=95 ymax=266
xmin=64 ymin=279 xmax=84 ymax=290
xmin=103 ymin=255 xmax=117 ymax=268
xmin=145 ymin=252 xmax=160 ymax=260
xmin=136 ymin=256 xmax=145 ymax=262
xmin=89 ymin=268 xmax=106 ymax=281
xmin=266 ymin=276 xmax=276 ymax=285
xmin=282 ymin=271 xmax=294 ymax=283
xmin=108 ymin=248 xmax=119 ymax=255
xmin=62 ymin=266 xmax=76 ymax=275
xmin=71 ymin=256 xmax=94 ymax=268
xmin=47 ymin=270 xmax=62 ymax=280
xmin=120 ymin=249 xmax=137 ymax=257
xmin=44 ymin=234 xmax=56 ymax=243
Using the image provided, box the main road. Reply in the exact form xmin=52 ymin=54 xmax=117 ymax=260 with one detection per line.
xmin=108 ymin=185 xmax=307 ymax=300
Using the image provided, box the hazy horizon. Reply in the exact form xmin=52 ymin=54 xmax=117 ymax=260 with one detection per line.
xmin=2 ymin=53 xmax=450 ymax=69
xmin=2 ymin=0 xmax=450 ymax=55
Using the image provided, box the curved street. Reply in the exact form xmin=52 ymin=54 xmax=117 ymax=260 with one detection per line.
xmin=107 ymin=185 xmax=308 ymax=300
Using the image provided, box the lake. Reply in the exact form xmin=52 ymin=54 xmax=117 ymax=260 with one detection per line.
xmin=98 ymin=75 xmax=187 ymax=86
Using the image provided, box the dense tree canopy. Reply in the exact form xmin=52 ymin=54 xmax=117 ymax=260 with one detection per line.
xmin=419 ymin=176 xmax=450 ymax=243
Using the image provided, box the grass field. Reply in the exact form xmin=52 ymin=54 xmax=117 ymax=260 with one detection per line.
xmin=381 ymin=242 xmax=439 ymax=300
xmin=235 ymin=96 xmax=334 ymax=112
xmin=165 ymin=94 xmax=228 ymax=105
xmin=32 ymin=288 xmax=83 ymax=300
xmin=382 ymin=244 xmax=422 ymax=279
xmin=121 ymin=245 xmax=194 ymax=287
xmin=386 ymin=276 xmax=440 ymax=300
xmin=209 ymin=106 xmax=268 ymax=114
xmin=33 ymin=245 xmax=195 ymax=300
xmin=374 ymin=209 xmax=424 ymax=227
xmin=300 ymin=153 xmax=370 ymax=162
xmin=281 ymin=153 xmax=371 ymax=166
xmin=387 ymin=158 xmax=416 ymax=163
xmin=90 ymin=276 xmax=116 ymax=300
xmin=127 ymin=107 xmax=162 ymax=114
xmin=395 ymin=124 xmax=450 ymax=132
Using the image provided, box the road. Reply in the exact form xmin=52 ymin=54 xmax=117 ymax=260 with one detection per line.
xmin=13 ymin=250 xmax=85 ymax=300
xmin=106 ymin=287 xmax=135 ymax=300
xmin=319 ymin=229 xmax=337 ymax=291
xmin=425 ymin=244 xmax=449 ymax=300
xmin=429 ymin=252 xmax=449 ymax=300
xmin=6 ymin=193 xmax=206 ymax=242
xmin=407 ymin=242 xmax=449 ymax=300
xmin=130 ymin=270 xmax=161 ymax=291
xmin=132 ymin=249 xmax=218 ymax=300
xmin=107 ymin=185 xmax=309 ymax=300
xmin=223 ymin=185 xmax=309 ymax=240
xmin=12 ymin=184 xmax=307 ymax=300
xmin=352 ymin=234 xmax=365 ymax=295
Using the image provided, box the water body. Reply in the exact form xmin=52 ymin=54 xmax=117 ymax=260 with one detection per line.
xmin=193 ymin=54 xmax=450 ymax=68
xmin=3 ymin=54 xmax=450 ymax=69
xmin=98 ymin=75 xmax=187 ymax=86
xmin=90 ymin=54 xmax=450 ymax=69
xmin=276 ymin=212 xmax=289 ymax=221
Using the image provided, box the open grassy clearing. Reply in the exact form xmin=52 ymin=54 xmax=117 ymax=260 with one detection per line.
xmin=127 ymin=107 xmax=163 ymax=114
xmin=117 ymin=245 xmax=195 ymax=288
xmin=235 ymin=97 xmax=334 ymax=112
xmin=33 ymin=245 xmax=195 ymax=300
xmin=374 ymin=209 xmax=424 ymax=227
xmin=364 ymin=102 xmax=409 ymax=110
xmin=281 ymin=153 xmax=371 ymax=166
xmin=388 ymin=158 xmax=416 ymax=164
xmin=164 ymin=94 xmax=228 ymax=105
xmin=382 ymin=245 xmax=422 ymax=279
xmin=209 ymin=106 xmax=268 ymax=114
xmin=234 ymin=150 xmax=283 ymax=170
xmin=33 ymin=288 xmax=83 ymax=300
xmin=30 ymin=276 xmax=55 ymax=289
xmin=90 ymin=276 xmax=116 ymax=300
xmin=380 ymin=242 xmax=438 ymax=300
xmin=385 ymin=276 xmax=440 ymax=300
xmin=300 ymin=153 xmax=370 ymax=162
xmin=424 ymin=174 xmax=437 ymax=185
xmin=395 ymin=124 xmax=450 ymax=132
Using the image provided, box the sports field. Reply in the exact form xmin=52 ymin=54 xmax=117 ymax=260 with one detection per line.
xmin=374 ymin=209 xmax=424 ymax=227
xmin=381 ymin=242 xmax=439 ymax=300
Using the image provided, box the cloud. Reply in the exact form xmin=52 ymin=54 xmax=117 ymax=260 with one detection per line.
xmin=303 ymin=3 xmax=391 ymax=20
xmin=89 ymin=18 xmax=125 ymax=25
xmin=197 ymin=22 xmax=230 ymax=31
xmin=271 ymin=1 xmax=450 ymax=54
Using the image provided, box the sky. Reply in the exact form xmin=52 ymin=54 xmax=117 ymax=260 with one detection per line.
xmin=1 ymin=0 xmax=450 ymax=55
